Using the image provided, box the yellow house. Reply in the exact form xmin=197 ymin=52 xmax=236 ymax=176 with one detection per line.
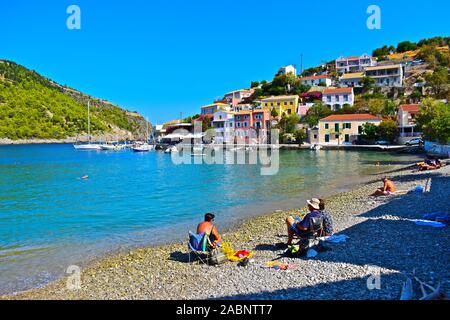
xmin=261 ymin=95 xmax=299 ymax=119
xmin=318 ymin=114 xmax=382 ymax=145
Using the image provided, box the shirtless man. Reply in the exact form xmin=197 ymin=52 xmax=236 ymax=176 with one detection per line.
xmin=197 ymin=213 xmax=222 ymax=248
xmin=371 ymin=177 xmax=396 ymax=197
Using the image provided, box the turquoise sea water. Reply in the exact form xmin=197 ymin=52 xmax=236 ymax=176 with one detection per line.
xmin=0 ymin=144 xmax=422 ymax=294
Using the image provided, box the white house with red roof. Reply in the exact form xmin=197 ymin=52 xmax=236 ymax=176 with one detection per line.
xmin=318 ymin=114 xmax=382 ymax=145
xmin=335 ymin=54 xmax=377 ymax=74
xmin=299 ymin=75 xmax=332 ymax=87
xmin=397 ymin=104 xmax=422 ymax=138
xmin=322 ymin=88 xmax=354 ymax=110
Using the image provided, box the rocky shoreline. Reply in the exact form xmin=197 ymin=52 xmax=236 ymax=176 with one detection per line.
xmin=2 ymin=164 xmax=449 ymax=300
xmin=0 ymin=134 xmax=136 ymax=146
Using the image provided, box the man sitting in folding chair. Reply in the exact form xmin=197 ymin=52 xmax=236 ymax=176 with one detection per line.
xmin=285 ymin=198 xmax=324 ymax=246
xmin=188 ymin=213 xmax=223 ymax=263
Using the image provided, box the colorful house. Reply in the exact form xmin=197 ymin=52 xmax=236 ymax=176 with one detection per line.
xmin=299 ymin=75 xmax=332 ymax=87
xmin=339 ymin=72 xmax=365 ymax=87
xmin=397 ymin=104 xmax=421 ymax=138
xmin=365 ymin=64 xmax=404 ymax=87
xmin=201 ymin=102 xmax=231 ymax=116
xmin=213 ymin=111 xmax=235 ymax=144
xmin=261 ymin=95 xmax=299 ymax=119
xmin=318 ymin=114 xmax=382 ymax=145
xmin=335 ymin=54 xmax=377 ymax=74
xmin=224 ymin=89 xmax=254 ymax=107
xmin=234 ymin=109 xmax=271 ymax=143
xmin=277 ymin=65 xmax=297 ymax=76
xmin=322 ymin=88 xmax=354 ymax=111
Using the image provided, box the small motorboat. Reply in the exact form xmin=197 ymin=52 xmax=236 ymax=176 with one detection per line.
xmin=74 ymin=143 xmax=101 ymax=151
xmin=132 ymin=144 xmax=154 ymax=152
xmin=310 ymin=144 xmax=322 ymax=151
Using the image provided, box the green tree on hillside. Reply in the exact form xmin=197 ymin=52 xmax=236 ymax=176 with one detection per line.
xmin=361 ymin=123 xmax=379 ymax=142
xmin=425 ymin=66 xmax=449 ymax=98
xmin=415 ymin=98 xmax=450 ymax=144
xmin=377 ymin=120 xmax=398 ymax=143
xmin=361 ymin=77 xmax=376 ymax=93
xmin=271 ymin=108 xmax=279 ymax=119
xmin=302 ymin=101 xmax=332 ymax=127
xmin=372 ymin=45 xmax=396 ymax=57
xmin=397 ymin=41 xmax=417 ymax=53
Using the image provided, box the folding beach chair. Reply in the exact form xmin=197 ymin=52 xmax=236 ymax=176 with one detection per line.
xmin=188 ymin=232 xmax=213 ymax=264
xmin=292 ymin=215 xmax=324 ymax=251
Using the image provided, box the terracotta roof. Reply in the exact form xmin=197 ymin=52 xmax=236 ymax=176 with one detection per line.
xmin=299 ymin=75 xmax=330 ymax=81
xmin=320 ymin=114 xmax=382 ymax=122
xmin=399 ymin=104 xmax=421 ymax=113
xmin=323 ymin=88 xmax=353 ymax=94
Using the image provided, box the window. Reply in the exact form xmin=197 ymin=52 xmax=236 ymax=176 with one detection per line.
xmin=335 ymin=134 xmax=339 ymax=139
xmin=244 ymin=122 xmax=248 ymax=127
xmin=325 ymin=123 xmax=329 ymax=130
xmin=335 ymin=95 xmax=340 ymax=101
xmin=325 ymin=134 xmax=330 ymax=143
xmin=335 ymin=123 xmax=340 ymax=132
xmin=344 ymin=95 xmax=349 ymax=102
xmin=236 ymin=116 xmax=241 ymax=120
xmin=327 ymin=96 xmax=331 ymax=102
xmin=277 ymin=103 xmax=281 ymax=106
xmin=358 ymin=126 xmax=363 ymax=134
xmin=314 ymin=134 xmax=317 ymax=139
xmin=236 ymin=123 xmax=241 ymax=128
xmin=345 ymin=134 xmax=350 ymax=143
xmin=284 ymin=102 xmax=287 ymax=106
xmin=290 ymin=101 xmax=293 ymax=105
xmin=344 ymin=123 xmax=352 ymax=129
xmin=287 ymin=109 xmax=292 ymax=114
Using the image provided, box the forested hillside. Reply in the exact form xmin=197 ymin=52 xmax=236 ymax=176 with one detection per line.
xmin=0 ymin=60 xmax=150 ymax=140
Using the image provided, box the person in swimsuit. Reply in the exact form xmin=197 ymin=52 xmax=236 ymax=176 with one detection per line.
xmin=370 ymin=177 xmax=396 ymax=197
xmin=197 ymin=213 xmax=222 ymax=248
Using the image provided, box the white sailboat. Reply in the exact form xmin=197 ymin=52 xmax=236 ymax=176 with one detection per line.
xmin=132 ymin=117 xmax=154 ymax=152
xmin=74 ymin=101 xmax=101 ymax=150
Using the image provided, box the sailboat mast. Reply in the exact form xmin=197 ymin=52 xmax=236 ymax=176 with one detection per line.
xmin=146 ymin=118 xmax=149 ymax=143
xmin=88 ymin=101 xmax=91 ymax=143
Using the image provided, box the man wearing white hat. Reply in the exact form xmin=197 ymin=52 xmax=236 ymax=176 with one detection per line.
xmin=286 ymin=198 xmax=323 ymax=246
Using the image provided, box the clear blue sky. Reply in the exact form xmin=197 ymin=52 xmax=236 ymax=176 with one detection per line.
xmin=1 ymin=0 xmax=449 ymax=124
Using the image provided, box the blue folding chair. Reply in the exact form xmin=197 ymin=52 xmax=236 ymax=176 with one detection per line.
xmin=188 ymin=232 xmax=212 ymax=264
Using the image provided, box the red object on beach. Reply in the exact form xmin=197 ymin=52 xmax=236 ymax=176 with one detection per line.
xmin=234 ymin=250 xmax=251 ymax=259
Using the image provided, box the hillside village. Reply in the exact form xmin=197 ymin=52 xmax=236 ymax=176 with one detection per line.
xmin=155 ymin=37 xmax=449 ymax=150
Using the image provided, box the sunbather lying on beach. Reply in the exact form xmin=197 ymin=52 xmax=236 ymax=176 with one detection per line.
xmin=286 ymin=198 xmax=323 ymax=245
xmin=197 ymin=213 xmax=222 ymax=248
xmin=417 ymin=157 xmax=442 ymax=171
xmin=370 ymin=177 xmax=396 ymax=197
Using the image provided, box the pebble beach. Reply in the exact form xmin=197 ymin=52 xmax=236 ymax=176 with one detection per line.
xmin=3 ymin=164 xmax=449 ymax=300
